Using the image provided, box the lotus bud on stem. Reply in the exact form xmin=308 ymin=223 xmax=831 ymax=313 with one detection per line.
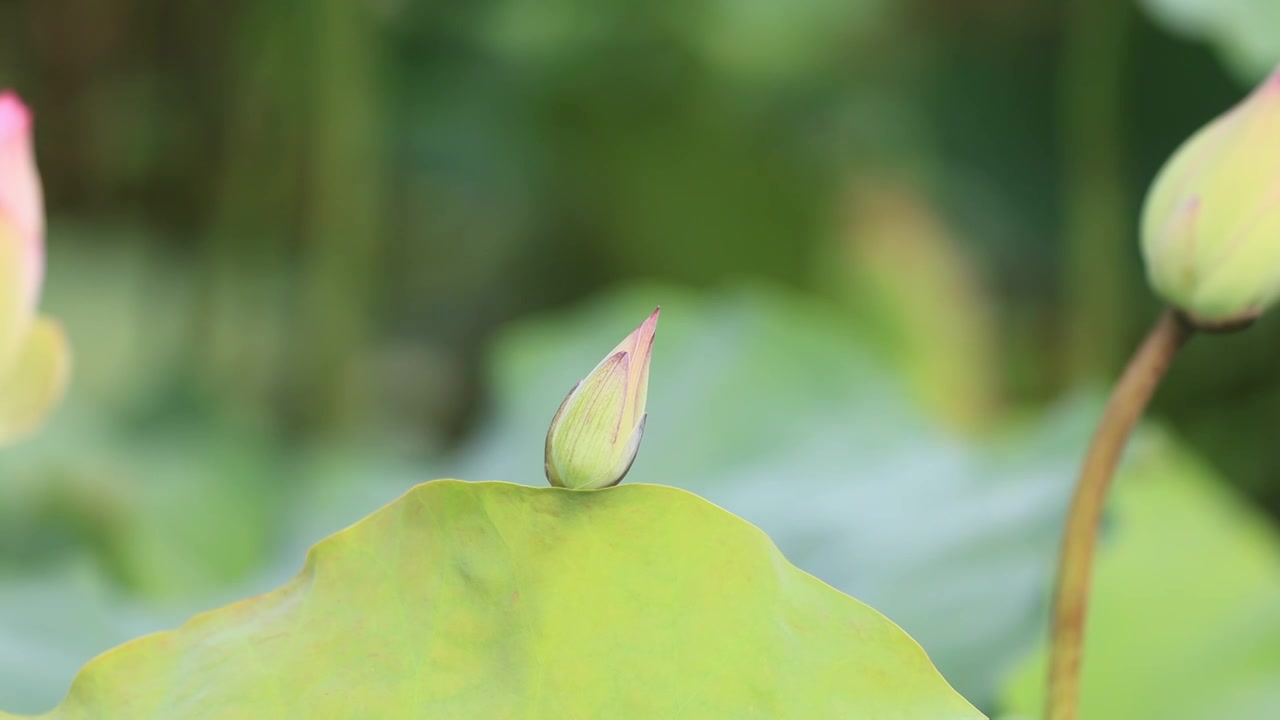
xmin=1048 ymin=64 xmax=1280 ymax=720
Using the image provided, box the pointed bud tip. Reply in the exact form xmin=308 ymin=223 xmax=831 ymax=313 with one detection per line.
xmin=0 ymin=92 xmax=31 ymax=139
xmin=636 ymin=306 xmax=660 ymax=333
xmin=638 ymin=306 xmax=660 ymax=343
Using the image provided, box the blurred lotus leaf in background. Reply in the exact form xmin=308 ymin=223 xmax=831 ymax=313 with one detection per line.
xmin=1002 ymin=431 xmax=1280 ymax=718
xmin=1140 ymin=0 xmax=1280 ymax=81
xmin=0 ymin=405 xmax=286 ymax=713
xmin=0 ymin=566 xmax=187 ymax=714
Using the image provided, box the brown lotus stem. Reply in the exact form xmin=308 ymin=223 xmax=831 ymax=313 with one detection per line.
xmin=1046 ymin=308 xmax=1193 ymax=720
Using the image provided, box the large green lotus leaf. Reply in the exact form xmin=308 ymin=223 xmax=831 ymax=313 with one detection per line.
xmin=2 ymin=480 xmax=983 ymax=720
xmin=1140 ymin=0 xmax=1280 ymax=81
xmin=999 ymin=432 xmax=1280 ymax=719
xmin=448 ymin=285 xmax=1089 ymax=707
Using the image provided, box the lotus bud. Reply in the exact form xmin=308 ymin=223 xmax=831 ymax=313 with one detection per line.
xmin=545 ymin=308 xmax=659 ymax=490
xmin=0 ymin=92 xmax=44 ymax=309
xmin=0 ymin=91 xmax=69 ymax=444
xmin=1141 ymin=67 xmax=1280 ymax=329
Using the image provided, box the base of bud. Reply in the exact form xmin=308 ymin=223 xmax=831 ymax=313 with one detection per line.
xmin=1176 ymin=308 xmax=1258 ymax=334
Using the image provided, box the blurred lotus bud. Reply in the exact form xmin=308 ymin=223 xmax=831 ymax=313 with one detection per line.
xmin=545 ymin=308 xmax=659 ymax=490
xmin=0 ymin=91 xmax=69 ymax=444
xmin=1141 ymin=67 xmax=1280 ymax=329
xmin=0 ymin=93 xmax=43 ymax=307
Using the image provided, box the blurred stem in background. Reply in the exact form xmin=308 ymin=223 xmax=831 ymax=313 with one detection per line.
xmin=1059 ymin=0 xmax=1132 ymax=381
xmin=298 ymin=0 xmax=384 ymax=436
xmin=202 ymin=0 xmax=384 ymax=437
xmin=201 ymin=0 xmax=304 ymax=426
xmin=827 ymin=177 xmax=1002 ymax=435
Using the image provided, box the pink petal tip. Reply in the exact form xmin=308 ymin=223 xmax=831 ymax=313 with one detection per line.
xmin=634 ymin=307 xmax=660 ymax=349
xmin=0 ymin=92 xmax=32 ymax=140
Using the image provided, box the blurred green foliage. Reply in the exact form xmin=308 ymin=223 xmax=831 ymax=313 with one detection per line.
xmin=1 ymin=0 xmax=1280 ymax=717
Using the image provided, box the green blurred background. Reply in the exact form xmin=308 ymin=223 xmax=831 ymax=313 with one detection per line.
xmin=3 ymin=0 xmax=1280 ymax=717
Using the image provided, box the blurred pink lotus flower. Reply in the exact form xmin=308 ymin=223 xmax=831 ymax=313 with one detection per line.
xmin=0 ymin=91 xmax=69 ymax=444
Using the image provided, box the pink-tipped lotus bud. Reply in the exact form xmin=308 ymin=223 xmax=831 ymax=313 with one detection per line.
xmin=0 ymin=91 xmax=44 ymax=310
xmin=545 ymin=308 xmax=659 ymax=490
xmin=0 ymin=91 xmax=68 ymax=445
xmin=1141 ymin=67 xmax=1280 ymax=329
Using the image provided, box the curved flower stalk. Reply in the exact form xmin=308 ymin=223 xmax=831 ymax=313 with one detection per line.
xmin=545 ymin=308 xmax=658 ymax=490
xmin=0 ymin=91 xmax=69 ymax=444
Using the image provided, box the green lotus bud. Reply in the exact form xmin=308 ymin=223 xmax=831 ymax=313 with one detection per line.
xmin=545 ymin=308 xmax=659 ymax=490
xmin=1141 ymin=68 xmax=1280 ymax=329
